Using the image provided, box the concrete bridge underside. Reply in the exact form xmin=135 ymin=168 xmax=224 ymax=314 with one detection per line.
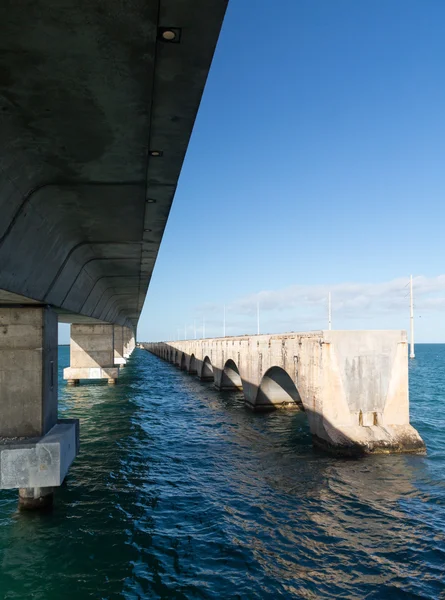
xmin=0 ymin=0 xmax=228 ymax=508
xmin=145 ymin=331 xmax=426 ymax=457
xmin=0 ymin=0 xmax=227 ymax=328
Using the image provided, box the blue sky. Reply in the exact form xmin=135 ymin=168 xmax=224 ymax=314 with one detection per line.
xmin=61 ymin=0 xmax=445 ymax=344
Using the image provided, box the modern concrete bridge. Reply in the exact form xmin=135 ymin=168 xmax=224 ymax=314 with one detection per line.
xmin=145 ymin=331 xmax=426 ymax=456
xmin=0 ymin=0 xmax=228 ymax=508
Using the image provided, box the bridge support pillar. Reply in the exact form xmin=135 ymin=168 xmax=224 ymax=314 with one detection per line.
xmin=123 ymin=326 xmax=136 ymax=359
xmin=113 ymin=325 xmax=127 ymax=368
xmin=0 ymin=306 xmax=79 ymax=508
xmin=63 ymin=324 xmax=119 ymax=384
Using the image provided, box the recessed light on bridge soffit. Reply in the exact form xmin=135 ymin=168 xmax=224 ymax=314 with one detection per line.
xmin=149 ymin=150 xmax=163 ymax=157
xmin=157 ymin=27 xmax=181 ymax=43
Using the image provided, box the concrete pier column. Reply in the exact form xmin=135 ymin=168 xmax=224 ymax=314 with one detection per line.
xmin=123 ymin=326 xmax=136 ymax=359
xmin=63 ymin=324 xmax=119 ymax=383
xmin=113 ymin=325 xmax=127 ymax=368
xmin=0 ymin=306 xmax=79 ymax=508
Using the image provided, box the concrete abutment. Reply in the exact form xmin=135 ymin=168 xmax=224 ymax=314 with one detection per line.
xmin=0 ymin=306 xmax=79 ymax=508
xmin=144 ymin=331 xmax=426 ymax=457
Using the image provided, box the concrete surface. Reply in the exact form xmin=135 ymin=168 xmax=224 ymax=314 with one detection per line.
xmin=0 ymin=0 xmax=228 ymax=329
xmin=63 ymin=323 xmax=120 ymax=382
xmin=114 ymin=325 xmax=126 ymax=366
xmin=0 ymin=419 xmax=79 ymax=490
xmin=0 ymin=306 xmax=58 ymax=437
xmin=123 ymin=326 xmax=136 ymax=359
xmin=145 ymin=331 xmax=426 ymax=456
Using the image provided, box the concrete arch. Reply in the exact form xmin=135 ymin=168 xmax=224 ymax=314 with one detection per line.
xmin=180 ymin=352 xmax=187 ymax=371
xmin=201 ymin=356 xmax=214 ymax=381
xmin=189 ymin=354 xmax=197 ymax=375
xmin=144 ymin=332 xmax=426 ymax=456
xmin=256 ymin=366 xmax=303 ymax=410
xmin=220 ymin=359 xmax=243 ymax=391
xmin=174 ymin=350 xmax=179 ymax=366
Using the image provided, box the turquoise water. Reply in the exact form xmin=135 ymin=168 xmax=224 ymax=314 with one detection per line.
xmin=0 ymin=344 xmax=444 ymax=599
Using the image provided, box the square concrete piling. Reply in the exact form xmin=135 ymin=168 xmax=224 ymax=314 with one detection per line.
xmin=0 ymin=307 xmax=80 ymax=507
xmin=63 ymin=323 xmax=119 ymax=383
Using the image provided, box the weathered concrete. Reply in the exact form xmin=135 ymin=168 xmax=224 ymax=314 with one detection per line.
xmin=0 ymin=0 xmax=228 ymax=329
xmin=3 ymin=419 xmax=79 ymax=510
xmin=63 ymin=324 xmax=120 ymax=383
xmin=145 ymin=331 xmax=426 ymax=456
xmin=0 ymin=306 xmax=58 ymax=438
xmin=0 ymin=306 xmax=79 ymax=507
xmin=123 ymin=326 xmax=136 ymax=359
xmin=114 ymin=325 xmax=127 ymax=367
xmin=0 ymin=420 xmax=79 ymax=490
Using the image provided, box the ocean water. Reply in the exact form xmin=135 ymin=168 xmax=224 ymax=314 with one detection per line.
xmin=0 ymin=344 xmax=444 ymax=599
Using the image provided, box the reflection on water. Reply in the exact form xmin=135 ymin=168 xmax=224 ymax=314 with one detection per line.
xmin=0 ymin=345 xmax=444 ymax=599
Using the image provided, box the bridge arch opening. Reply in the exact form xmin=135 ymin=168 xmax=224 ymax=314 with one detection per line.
xmin=189 ymin=354 xmax=197 ymax=374
xmin=180 ymin=352 xmax=187 ymax=371
xmin=221 ymin=359 xmax=243 ymax=390
xmin=256 ymin=366 xmax=303 ymax=410
xmin=174 ymin=350 xmax=179 ymax=366
xmin=201 ymin=356 xmax=214 ymax=381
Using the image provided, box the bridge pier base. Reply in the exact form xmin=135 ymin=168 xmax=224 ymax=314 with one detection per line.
xmin=123 ymin=326 xmax=136 ymax=359
xmin=63 ymin=324 xmax=119 ymax=384
xmin=0 ymin=306 xmax=79 ymax=507
xmin=19 ymin=486 xmax=54 ymax=510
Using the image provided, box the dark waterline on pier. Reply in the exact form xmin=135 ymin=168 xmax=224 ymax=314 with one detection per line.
xmin=0 ymin=345 xmax=444 ymax=598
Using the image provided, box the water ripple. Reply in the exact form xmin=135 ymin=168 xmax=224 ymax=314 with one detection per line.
xmin=0 ymin=345 xmax=444 ymax=598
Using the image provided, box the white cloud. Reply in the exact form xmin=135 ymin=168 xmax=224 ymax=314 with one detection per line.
xmin=200 ymin=275 xmax=445 ymax=319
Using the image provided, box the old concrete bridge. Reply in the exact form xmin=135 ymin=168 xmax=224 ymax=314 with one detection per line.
xmin=0 ymin=0 xmax=228 ymax=508
xmin=145 ymin=331 xmax=426 ymax=456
